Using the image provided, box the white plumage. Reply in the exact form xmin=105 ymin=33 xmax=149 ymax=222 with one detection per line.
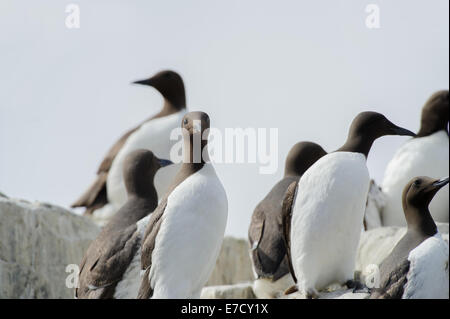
xmin=92 ymin=110 xmax=186 ymax=224
xmin=403 ymin=233 xmax=449 ymax=299
xmin=290 ymin=152 xmax=370 ymax=295
xmin=382 ymin=131 xmax=449 ymax=226
xmin=148 ymin=163 xmax=228 ymax=298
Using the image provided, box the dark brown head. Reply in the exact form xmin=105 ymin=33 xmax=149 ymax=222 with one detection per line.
xmin=284 ymin=141 xmax=327 ymax=177
xmin=133 ymin=70 xmax=186 ymax=109
xmin=123 ymin=149 xmax=173 ymax=198
xmin=181 ymin=111 xmax=211 ymax=163
xmin=338 ymin=111 xmax=416 ymax=157
xmin=417 ymin=90 xmax=449 ymax=137
xmin=402 ymin=176 xmax=449 ymax=235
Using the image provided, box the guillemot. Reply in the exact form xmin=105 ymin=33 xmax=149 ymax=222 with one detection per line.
xmin=137 ymin=111 xmax=228 ymax=299
xmin=381 ymin=90 xmax=449 ymax=226
xmin=72 ymin=70 xmax=187 ymax=225
xmin=287 ymin=111 xmax=415 ymax=298
xmin=371 ymin=176 xmax=449 ymax=299
xmin=76 ymin=149 xmax=172 ymax=298
xmin=248 ymin=141 xmax=327 ymax=298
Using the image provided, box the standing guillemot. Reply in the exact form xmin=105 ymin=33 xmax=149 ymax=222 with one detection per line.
xmin=287 ymin=112 xmax=415 ymax=298
xmin=371 ymin=176 xmax=449 ymax=299
xmin=72 ymin=70 xmax=187 ymax=225
xmin=381 ymin=90 xmax=449 ymax=226
xmin=75 ymin=149 xmax=172 ymax=299
xmin=248 ymin=141 xmax=327 ymax=299
xmin=137 ymin=111 xmax=228 ymax=299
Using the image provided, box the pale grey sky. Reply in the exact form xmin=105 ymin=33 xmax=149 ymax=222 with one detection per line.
xmin=0 ymin=0 xmax=448 ymax=237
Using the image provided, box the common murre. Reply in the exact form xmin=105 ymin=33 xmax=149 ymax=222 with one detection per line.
xmin=381 ymin=90 xmax=449 ymax=226
xmin=72 ymin=70 xmax=187 ymax=226
xmin=76 ymin=149 xmax=172 ymax=298
xmin=137 ymin=111 xmax=228 ymax=299
xmin=287 ymin=111 xmax=415 ymax=298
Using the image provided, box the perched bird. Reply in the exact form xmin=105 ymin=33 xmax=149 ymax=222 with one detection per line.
xmin=76 ymin=149 xmax=172 ymax=299
xmin=381 ymin=90 xmax=449 ymax=226
xmin=371 ymin=176 xmax=449 ymax=299
xmin=248 ymin=141 xmax=327 ymax=298
xmin=137 ymin=111 xmax=228 ymax=299
xmin=72 ymin=70 xmax=187 ymax=225
xmin=286 ymin=111 xmax=415 ymax=298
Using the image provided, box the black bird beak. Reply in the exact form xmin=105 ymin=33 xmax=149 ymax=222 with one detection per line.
xmin=132 ymin=78 xmax=153 ymax=86
xmin=432 ymin=177 xmax=449 ymax=189
xmin=390 ymin=125 xmax=416 ymax=137
xmin=158 ymin=158 xmax=173 ymax=167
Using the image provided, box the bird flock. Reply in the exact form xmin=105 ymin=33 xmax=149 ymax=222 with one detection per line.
xmin=74 ymin=70 xmax=449 ymax=299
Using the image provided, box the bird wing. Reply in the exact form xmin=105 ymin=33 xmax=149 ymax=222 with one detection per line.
xmin=137 ymin=199 xmax=168 ymax=299
xmin=96 ymin=126 xmax=141 ymax=174
xmin=281 ymin=180 xmax=298 ymax=283
xmin=249 ymin=183 xmax=298 ymax=281
xmin=71 ymin=172 xmax=107 ymax=213
xmin=248 ymin=205 xmax=265 ymax=252
xmin=370 ymin=258 xmax=410 ymax=299
xmin=76 ymin=224 xmax=141 ymax=299
xmin=248 ymin=205 xmax=274 ymax=277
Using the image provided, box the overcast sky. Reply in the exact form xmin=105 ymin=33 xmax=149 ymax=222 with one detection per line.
xmin=1 ymin=0 xmax=448 ymax=238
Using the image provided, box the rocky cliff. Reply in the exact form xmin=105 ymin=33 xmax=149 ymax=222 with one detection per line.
xmin=0 ymin=194 xmax=100 ymax=298
xmin=0 ymin=193 xmax=448 ymax=299
xmin=0 ymin=194 xmax=253 ymax=298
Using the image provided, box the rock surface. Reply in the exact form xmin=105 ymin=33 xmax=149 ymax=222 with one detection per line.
xmin=0 ymin=196 xmax=100 ymax=298
xmin=201 ymin=282 xmax=256 ymax=299
xmin=0 ymin=194 xmax=254 ymax=298
xmin=282 ymin=287 xmax=369 ymax=299
xmin=206 ymin=237 xmax=254 ymax=286
xmin=1 ymin=192 xmax=447 ymax=299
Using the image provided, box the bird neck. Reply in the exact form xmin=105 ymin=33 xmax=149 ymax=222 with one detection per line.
xmin=107 ymin=189 xmax=158 ymax=230
xmin=183 ymin=134 xmax=209 ymax=164
xmin=125 ymin=173 xmax=158 ymax=204
xmin=283 ymin=169 xmax=300 ymax=178
xmin=416 ymin=117 xmax=448 ymax=138
xmin=405 ymin=206 xmax=437 ymax=237
xmin=155 ymin=99 xmax=185 ymax=118
xmin=337 ymin=135 xmax=373 ymax=158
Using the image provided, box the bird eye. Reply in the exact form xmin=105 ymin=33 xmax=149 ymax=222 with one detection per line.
xmin=183 ymin=118 xmax=188 ymax=125
xmin=414 ymin=179 xmax=422 ymax=186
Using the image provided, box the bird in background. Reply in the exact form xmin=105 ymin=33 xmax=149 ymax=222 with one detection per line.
xmin=286 ymin=111 xmax=415 ymax=298
xmin=381 ymin=90 xmax=449 ymax=226
xmin=371 ymin=176 xmax=449 ymax=299
xmin=76 ymin=149 xmax=172 ymax=299
xmin=72 ymin=70 xmax=187 ymax=226
xmin=138 ymin=111 xmax=228 ymax=299
xmin=249 ymin=141 xmax=327 ymax=299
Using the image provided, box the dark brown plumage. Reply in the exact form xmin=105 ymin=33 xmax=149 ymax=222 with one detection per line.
xmin=337 ymin=111 xmax=416 ymax=158
xmin=417 ymin=90 xmax=449 ymax=138
xmin=248 ymin=142 xmax=327 ymax=283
